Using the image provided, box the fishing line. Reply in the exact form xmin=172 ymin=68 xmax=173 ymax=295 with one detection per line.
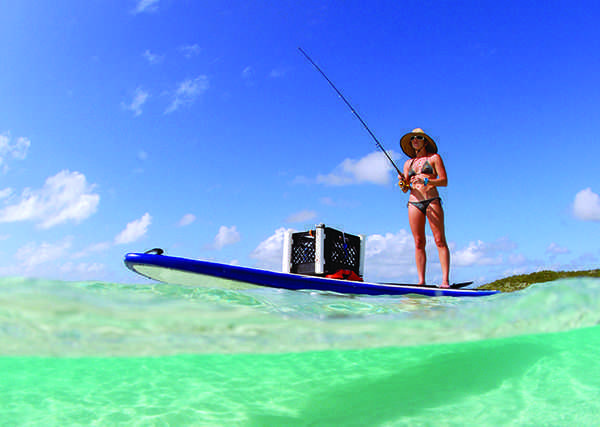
xmin=298 ymin=47 xmax=403 ymax=176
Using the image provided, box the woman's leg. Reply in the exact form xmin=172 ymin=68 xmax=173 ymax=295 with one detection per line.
xmin=408 ymin=204 xmax=427 ymax=285
xmin=426 ymin=200 xmax=450 ymax=287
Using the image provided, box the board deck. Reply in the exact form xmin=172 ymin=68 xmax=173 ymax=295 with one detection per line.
xmin=380 ymin=281 xmax=473 ymax=289
xmin=124 ymin=252 xmax=499 ymax=297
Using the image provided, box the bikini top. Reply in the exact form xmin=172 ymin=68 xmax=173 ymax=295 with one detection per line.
xmin=408 ymin=158 xmax=434 ymax=178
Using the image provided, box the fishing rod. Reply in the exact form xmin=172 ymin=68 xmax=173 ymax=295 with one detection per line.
xmin=298 ymin=47 xmax=403 ymax=177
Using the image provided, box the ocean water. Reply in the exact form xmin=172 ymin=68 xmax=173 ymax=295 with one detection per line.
xmin=1 ymin=276 xmax=599 ymax=426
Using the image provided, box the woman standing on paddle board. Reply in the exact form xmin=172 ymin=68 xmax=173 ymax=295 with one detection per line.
xmin=398 ymin=128 xmax=450 ymax=288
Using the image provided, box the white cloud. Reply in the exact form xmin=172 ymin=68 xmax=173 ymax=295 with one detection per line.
xmin=452 ymin=238 xmax=517 ymax=267
xmin=365 ymin=230 xmax=413 ymax=259
xmin=546 ymin=242 xmax=569 ymax=255
xmin=285 ymin=210 xmax=317 ymax=224
xmin=179 ymin=44 xmax=201 ymax=58
xmin=123 ymin=87 xmax=149 ymax=116
xmin=133 ymin=0 xmax=159 ymax=14
xmin=269 ymin=68 xmax=288 ymax=78
xmin=292 ymin=175 xmax=310 ymax=185
xmin=241 ymin=66 xmax=254 ymax=80
xmin=16 ymin=238 xmax=73 ymax=269
xmin=72 ymin=241 xmax=111 ymax=259
xmin=364 ymin=230 xmax=416 ymax=279
xmin=316 ymin=151 xmax=395 ymax=186
xmin=143 ymin=49 xmax=164 ymax=64
xmin=0 ymin=170 xmax=99 ymax=229
xmin=319 ymin=196 xmax=360 ymax=209
xmin=214 ymin=225 xmax=241 ymax=250
xmin=61 ymin=262 xmax=105 ymax=275
xmin=0 ymin=188 xmax=13 ymax=199
xmin=250 ymin=227 xmax=293 ymax=270
xmin=320 ymin=197 xmax=335 ymax=206
xmin=0 ymin=133 xmax=30 ymax=173
xmin=165 ymin=75 xmax=209 ymax=114
xmin=573 ymin=188 xmax=600 ymax=221
xmin=178 ymin=213 xmax=196 ymax=227
xmin=114 ymin=213 xmax=152 ymax=245
xmin=366 ymin=233 xmax=525 ymax=281
xmin=569 ymin=252 xmax=599 ymax=267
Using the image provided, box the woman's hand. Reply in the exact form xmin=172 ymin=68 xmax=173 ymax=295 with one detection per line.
xmin=410 ymin=174 xmax=431 ymax=188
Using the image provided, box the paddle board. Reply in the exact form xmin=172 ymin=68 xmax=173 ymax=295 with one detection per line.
xmin=124 ymin=252 xmax=499 ymax=297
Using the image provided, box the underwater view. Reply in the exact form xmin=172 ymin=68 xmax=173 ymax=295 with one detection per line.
xmin=1 ymin=276 xmax=599 ymax=425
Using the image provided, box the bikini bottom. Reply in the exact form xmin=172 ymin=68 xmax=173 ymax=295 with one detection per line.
xmin=408 ymin=197 xmax=442 ymax=215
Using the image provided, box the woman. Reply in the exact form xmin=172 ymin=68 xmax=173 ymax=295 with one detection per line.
xmin=398 ymin=128 xmax=450 ymax=288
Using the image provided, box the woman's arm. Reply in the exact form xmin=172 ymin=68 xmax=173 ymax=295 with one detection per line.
xmin=428 ymin=154 xmax=447 ymax=187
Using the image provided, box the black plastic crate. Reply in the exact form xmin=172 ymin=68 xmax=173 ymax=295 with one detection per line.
xmin=290 ymin=231 xmax=318 ymax=274
xmin=284 ymin=224 xmax=364 ymax=277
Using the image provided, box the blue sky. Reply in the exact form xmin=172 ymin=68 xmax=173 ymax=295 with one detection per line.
xmin=1 ymin=0 xmax=599 ymax=285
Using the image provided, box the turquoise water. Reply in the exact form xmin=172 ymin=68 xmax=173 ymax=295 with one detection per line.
xmin=1 ymin=277 xmax=600 ymax=425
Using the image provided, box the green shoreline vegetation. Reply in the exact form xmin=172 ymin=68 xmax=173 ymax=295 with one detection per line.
xmin=477 ymin=269 xmax=600 ymax=292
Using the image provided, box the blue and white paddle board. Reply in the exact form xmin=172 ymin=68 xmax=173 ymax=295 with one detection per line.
xmin=124 ymin=252 xmax=499 ymax=297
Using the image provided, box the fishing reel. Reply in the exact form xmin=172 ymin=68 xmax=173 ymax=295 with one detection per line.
xmin=398 ymin=178 xmax=410 ymax=192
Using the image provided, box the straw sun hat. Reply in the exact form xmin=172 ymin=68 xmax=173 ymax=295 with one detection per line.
xmin=399 ymin=128 xmax=438 ymax=158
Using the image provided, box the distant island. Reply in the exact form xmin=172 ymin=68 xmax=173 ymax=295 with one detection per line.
xmin=477 ymin=269 xmax=600 ymax=292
